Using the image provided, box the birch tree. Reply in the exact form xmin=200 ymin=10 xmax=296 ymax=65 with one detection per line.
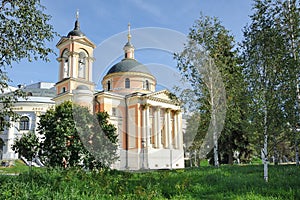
xmin=175 ymin=14 xmax=252 ymax=166
xmin=176 ymin=13 xmax=252 ymax=166
xmin=279 ymin=0 xmax=300 ymax=166
xmin=241 ymin=0 xmax=297 ymax=181
xmin=176 ymin=42 xmax=226 ymax=167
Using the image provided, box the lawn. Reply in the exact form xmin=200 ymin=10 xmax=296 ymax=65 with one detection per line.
xmin=0 ymin=162 xmax=299 ymax=199
xmin=0 ymin=160 xmax=32 ymax=175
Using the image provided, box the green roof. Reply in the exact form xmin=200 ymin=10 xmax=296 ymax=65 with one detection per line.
xmin=106 ymin=59 xmax=152 ymax=75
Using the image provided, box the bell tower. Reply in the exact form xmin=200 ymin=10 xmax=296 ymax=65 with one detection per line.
xmin=53 ymin=11 xmax=96 ymax=105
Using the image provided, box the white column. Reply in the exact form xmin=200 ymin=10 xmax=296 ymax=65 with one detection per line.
xmin=166 ymin=109 xmax=171 ymax=148
xmin=88 ymin=57 xmax=93 ymax=82
xmin=174 ymin=112 xmax=178 ymax=149
xmin=164 ymin=109 xmax=168 ymax=148
xmin=145 ymin=106 xmax=151 ymax=147
xmin=177 ymin=112 xmax=183 ymax=149
xmin=72 ymin=54 xmax=76 ymax=78
xmin=153 ymin=107 xmax=158 ymax=148
xmin=6 ymin=121 xmax=15 ymax=159
xmin=141 ymin=106 xmax=150 ymax=169
xmin=142 ymin=108 xmax=146 ymax=146
xmin=68 ymin=55 xmax=72 ymax=77
xmin=156 ymin=107 xmax=162 ymax=148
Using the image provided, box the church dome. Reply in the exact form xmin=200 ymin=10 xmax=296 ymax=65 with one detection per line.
xmin=67 ymin=20 xmax=85 ymax=37
xmin=102 ymin=23 xmax=156 ymax=95
xmin=106 ymin=59 xmax=152 ymax=75
xmin=105 ymin=23 xmax=153 ymax=76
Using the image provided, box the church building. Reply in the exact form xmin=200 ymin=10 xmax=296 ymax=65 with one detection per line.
xmin=53 ymin=16 xmax=184 ymax=170
xmin=0 ymin=15 xmax=185 ymax=170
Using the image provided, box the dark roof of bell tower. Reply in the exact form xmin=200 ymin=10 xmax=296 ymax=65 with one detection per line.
xmin=67 ymin=19 xmax=85 ymax=37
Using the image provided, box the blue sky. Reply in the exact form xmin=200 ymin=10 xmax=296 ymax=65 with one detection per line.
xmin=7 ymin=0 xmax=253 ymax=90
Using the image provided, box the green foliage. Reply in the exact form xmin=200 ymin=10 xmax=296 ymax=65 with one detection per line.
xmin=0 ymin=0 xmax=56 ymax=66
xmin=0 ymin=165 xmax=299 ymax=199
xmin=95 ymin=111 xmax=118 ymax=144
xmin=167 ymin=92 xmax=181 ymax=106
xmin=79 ymin=110 xmax=119 ymax=169
xmin=176 ymin=13 xmax=251 ymax=165
xmin=38 ymin=101 xmax=80 ymax=168
xmin=241 ymin=0 xmax=300 ymax=162
xmin=38 ymin=101 xmax=118 ymax=170
xmin=0 ymin=0 xmax=56 ymax=129
xmin=12 ymin=131 xmax=39 ymax=163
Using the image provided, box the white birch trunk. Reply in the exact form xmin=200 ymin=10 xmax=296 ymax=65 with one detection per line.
xmin=263 ymin=60 xmax=268 ymax=182
xmin=262 ymin=93 xmax=268 ymax=182
xmin=263 ymin=134 xmax=268 ymax=182
xmin=213 ymin=130 xmax=219 ymax=167
xmin=210 ymin=62 xmax=219 ymax=167
xmin=213 ymin=110 xmax=219 ymax=167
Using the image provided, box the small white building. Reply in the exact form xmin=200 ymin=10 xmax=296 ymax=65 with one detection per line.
xmin=0 ymin=82 xmax=55 ymax=160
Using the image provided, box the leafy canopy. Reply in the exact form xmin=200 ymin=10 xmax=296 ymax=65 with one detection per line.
xmin=0 ymin=0 xmax=56 ymax=128
xmin=175 ymin=13 xmax=251 ymax=165
xmin=12 ymin=131 xmax=39 ymax=162
xmin=38 ymin=101 xmax=118 ymax=170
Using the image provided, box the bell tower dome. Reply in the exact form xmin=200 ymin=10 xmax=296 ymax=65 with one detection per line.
xmin=53 ymin=11 xmax=96 ymax=106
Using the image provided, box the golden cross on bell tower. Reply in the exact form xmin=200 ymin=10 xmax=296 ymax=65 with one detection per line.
xmin=76 ymin=9 xmax=79 ymax=20
xmin=127 ymin=22 xmax=132 ymax=43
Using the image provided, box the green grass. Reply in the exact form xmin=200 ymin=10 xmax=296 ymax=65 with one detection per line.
xmin=0 ymin=160 xmax=30 ymax=174
xmin=0 ymin=164 xmax=299 ymax=199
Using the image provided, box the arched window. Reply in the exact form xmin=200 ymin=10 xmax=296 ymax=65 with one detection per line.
xmin=78 ymin=51 xmax=87 ymax=79
xmin=19 ymin=116 xmax=29 ymax=131
xmin=145 ymin=80 xmax=149 ymax=90
xmin=62 ymin=49 xmax=69 ymax=78
xmin=107 ymin=80 xmax=111 ymax=91
xmin=125 ymin=78 xmax=130 ymax=88
xmin=61 ymin=87 xmax=66 ymax=93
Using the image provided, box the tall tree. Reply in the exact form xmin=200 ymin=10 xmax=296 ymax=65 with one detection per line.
xmin=279 ymin=0 xmax=300 ymax=165
xmin=38 ymin=101 xmax=118 ymax=169
xmin=175 ymin=14 xmax=250 ymax=166
xmin=240 ymin=0 xmax=300 ymax=181
xmin=0 ymin=0 xmax=56 ymax=128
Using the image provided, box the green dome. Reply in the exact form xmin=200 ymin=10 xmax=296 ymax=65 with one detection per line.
xmin=106 ymin=59 xmax=152 ymax=75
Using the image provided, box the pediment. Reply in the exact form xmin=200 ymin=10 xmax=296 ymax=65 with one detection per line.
xmin=146 ymin=90 xmax=171 ymax=101
xmin=144 ymin=90 xmax=181 ymax=106
xmin=56 ymin=36 xmax=96 ymax=49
